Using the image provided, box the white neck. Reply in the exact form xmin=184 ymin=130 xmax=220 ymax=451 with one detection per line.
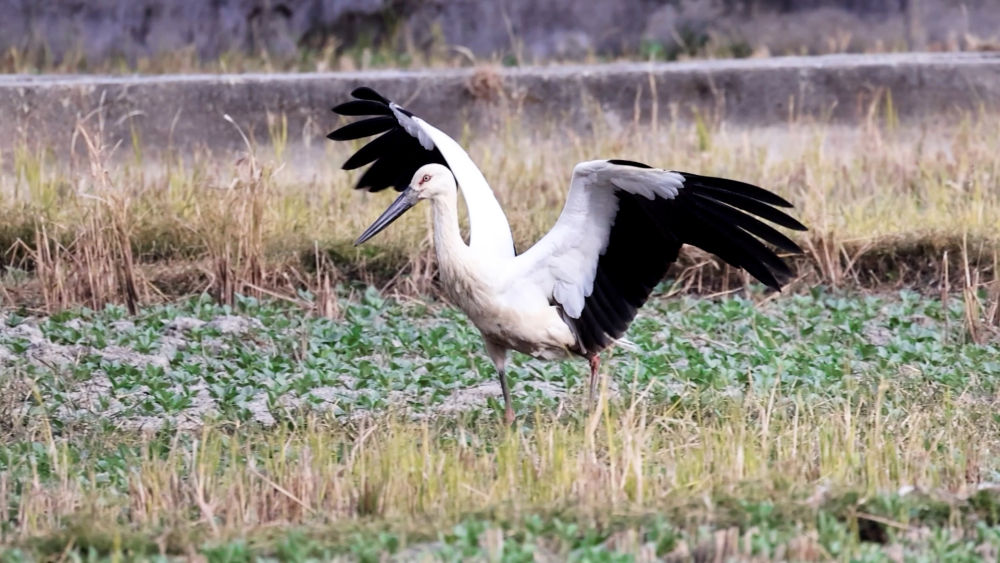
xmin=429 ymin=191 xmax=469 ymax=275
xmin=417 ymin=119 xmax=515 ymax=258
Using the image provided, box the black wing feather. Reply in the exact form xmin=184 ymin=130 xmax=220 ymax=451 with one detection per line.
xmin=689 ymin=186 xmax=807 ymax=231
xmin=332 ymin=100 xmax=392 ymax=116
xmin=680 ymin=172 xmax=796 ymax=208
xmin=342 ymin=130 xmax=396 ymax=170
xmin=691 ymin=193 xmax=802 ymax=253
xmin=326 ymin=116 xmax=395 ymax=141
xmin=686 ymin=200 xmax=793 ymax=277
xmin=327 ymin=87 xmax=449 ymax=192
xmin=350 ymin=87 xmax=390 ymax=104
xmin=567 ymin=164 xmax=805 ymax=356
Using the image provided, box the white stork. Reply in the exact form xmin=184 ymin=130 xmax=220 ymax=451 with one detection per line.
xmin=328 ymin=87 xmax=806 ymax=424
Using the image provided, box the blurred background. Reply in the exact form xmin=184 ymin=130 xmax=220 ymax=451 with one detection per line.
xmin=2 ymin=0 xmax=997 ymax=73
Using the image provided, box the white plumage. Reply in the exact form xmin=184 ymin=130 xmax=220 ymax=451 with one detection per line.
xmin=515 ymin=161 xmax=686 ymax=318
xmin=392 ymin=104 xmax=515 ymax=258
xmin=328 ymin=87 xmax=807 ymax=424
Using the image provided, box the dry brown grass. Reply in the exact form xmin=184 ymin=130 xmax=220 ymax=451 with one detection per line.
xmin=1 ymin=102 xmax=998 ymax=320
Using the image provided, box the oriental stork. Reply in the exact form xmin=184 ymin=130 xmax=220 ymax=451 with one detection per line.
xmin=328 ymin=87 xmax=806 ymax=424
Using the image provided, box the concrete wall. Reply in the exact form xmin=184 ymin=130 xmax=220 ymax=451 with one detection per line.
xmin=1 ymin=53 xmax=998 ymax=155
xmin=1 ymin=0 xmax=997 ymax=64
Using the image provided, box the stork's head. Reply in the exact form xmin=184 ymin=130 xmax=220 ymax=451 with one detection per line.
xmin=416 ymin=163 xmax=461 ymax=198
xmin=354 ymin=164 xmax=455 ymax=246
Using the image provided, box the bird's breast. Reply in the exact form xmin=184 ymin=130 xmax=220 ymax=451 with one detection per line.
xmin=437 ymin=260 xmax=577 ymax=360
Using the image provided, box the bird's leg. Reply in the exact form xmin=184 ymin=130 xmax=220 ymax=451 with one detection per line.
xmin=588 ymin=354 xmax=601 ymax=409
xmin=484 ymin=338 xmax=514 ymax=425
xmin=498 ymin=368 xmax=515 ymax=426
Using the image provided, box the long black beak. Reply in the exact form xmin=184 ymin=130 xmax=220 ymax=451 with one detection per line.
xmin=354 ymin=187 xmax=419 ymax=246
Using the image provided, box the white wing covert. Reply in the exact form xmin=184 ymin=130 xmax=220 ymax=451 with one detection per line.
xmin=514 ymin=159 xmax=806 ymax=356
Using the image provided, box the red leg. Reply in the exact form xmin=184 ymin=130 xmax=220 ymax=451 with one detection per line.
xmin=499 ymin=368 xmax=515 ymax=426
xmin=485 ymin=339 xmax=514 ymax=425
xmin=588 ymin=354 xmax=601 ymax=408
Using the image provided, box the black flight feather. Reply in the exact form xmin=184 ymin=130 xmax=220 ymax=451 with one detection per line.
xmin=564 ymin=162 xmax=805 ymax=356
xmin=327 ymin=87 xmax=450 ymax=192
xmin=332 ymin=100 xmax=392 ymax=117
xmin=326 ymin=116 xmax=395 ymax=141
xmin=350 ymin=87 xmax=390 ymax=104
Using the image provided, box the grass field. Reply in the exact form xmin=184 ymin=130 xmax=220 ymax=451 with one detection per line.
xmin=1 ymin=94 xmax=1000 ymax=559
xmin=2 ymin=108 xmax=999 ymax=312
xmin=1 ymin=287 xmax=999 ymax=560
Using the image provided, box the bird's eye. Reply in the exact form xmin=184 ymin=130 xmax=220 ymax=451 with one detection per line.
xmin=421 ymin=174 xmax=431 ymax=184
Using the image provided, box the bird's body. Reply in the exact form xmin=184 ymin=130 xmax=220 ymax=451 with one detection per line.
xmin=329 ymin=87 xmax=807 ymax=423
xmin=433 ymin=219 xmax=577 ymax=362
xmin=400 ymin=162 xmax=579 ymax=360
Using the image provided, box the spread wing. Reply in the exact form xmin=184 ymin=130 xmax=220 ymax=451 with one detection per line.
xmin=513 ymin=159 xmax=807 ymax=356
xmin=328 ymin=87 xmax=448 ymax=192
xmin=328 ymin=87 xmax=515 ymax=257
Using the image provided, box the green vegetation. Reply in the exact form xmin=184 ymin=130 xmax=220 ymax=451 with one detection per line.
xmin=1 ymin=287 xmax=999 ymax=559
